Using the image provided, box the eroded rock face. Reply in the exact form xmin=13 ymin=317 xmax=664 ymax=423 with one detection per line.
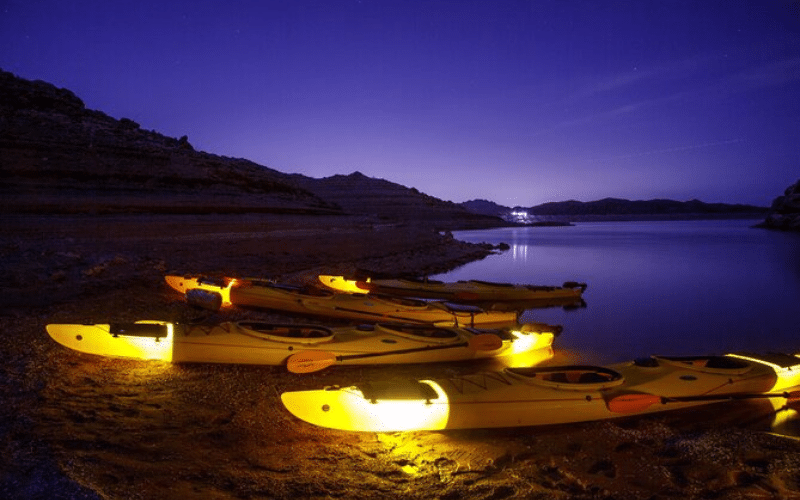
xmin=0 ymin=69 xmax=339 ymax=214
xmin=0 ymin=69 xmax=505 ymax=228
xmin=758 ymin=179 xmax=800 ymax=231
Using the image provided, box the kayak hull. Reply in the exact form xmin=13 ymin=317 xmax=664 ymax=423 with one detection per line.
xmin=318 ymin=275 xmax=587 ymax=302
xmin=166 ymin=275 xmax=519 ymax=326
xmin=281 ymin=353 xmax=800 ymax=431
xmin=46 ymin=321 xmax=555 ymax=367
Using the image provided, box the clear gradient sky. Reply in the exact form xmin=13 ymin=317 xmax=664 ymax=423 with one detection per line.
xmin=1 ymin=0 xmax=798 ymax=207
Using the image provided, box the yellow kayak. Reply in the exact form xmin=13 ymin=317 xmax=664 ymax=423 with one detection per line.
xmin=45 ymin=321 xmax=556 ymax=370
xmin=281 ymin=352 xmax=800 ymax=431
xmin=318 ymin=274 xmax=587 ymax=303
xmin=165 ymin=275 xmax=519 ymax=327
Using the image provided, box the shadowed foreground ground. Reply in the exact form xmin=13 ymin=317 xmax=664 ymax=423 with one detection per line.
xmin=2 ymin=213 xmax=799 ymax=499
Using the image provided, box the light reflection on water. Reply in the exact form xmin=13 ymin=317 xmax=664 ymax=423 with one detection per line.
xmin=435 ymin=221 xmax=800 ymax=364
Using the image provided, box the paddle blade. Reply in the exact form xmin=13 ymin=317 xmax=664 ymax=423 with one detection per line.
xmin=606 ymin=393 xmax=662 ymax=414
xmin=468 ymin=333 xmax=504 ymax=351
xmin=287 ymin=351 xmax=337 ymax=374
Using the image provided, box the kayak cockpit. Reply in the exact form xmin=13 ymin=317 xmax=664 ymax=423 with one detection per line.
xmin=506 ymin=365 xmax=625 ymax=390
xmin=236 ymin=322 xmax=335 ymax=343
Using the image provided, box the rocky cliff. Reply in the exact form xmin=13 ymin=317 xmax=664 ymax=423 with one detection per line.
xmin=0 ymin=70 xmax=340 ymax=215
xmin=0 ymin=69 xmax=502 ymax=228
xmin=756 ymin=179 xmax=800 ymax=231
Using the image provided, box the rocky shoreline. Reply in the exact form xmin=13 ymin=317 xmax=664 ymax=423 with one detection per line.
xmin=756 ymin=179 xmax=800 ymax=231
xmin=2 ymin=213 xmax=800 ymax=500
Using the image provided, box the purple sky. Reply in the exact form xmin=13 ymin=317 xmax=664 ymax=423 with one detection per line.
xmin=2 ymin=0 xmax=798 ymax=207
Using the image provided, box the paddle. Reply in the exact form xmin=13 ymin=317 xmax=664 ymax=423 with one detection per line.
xmin=286 ymin=333 xmax=504 ymax=374
xmin=607 ymin=390 xmax=800 ymax=414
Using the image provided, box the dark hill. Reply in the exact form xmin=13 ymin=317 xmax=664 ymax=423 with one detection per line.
xmin=529 ymin=198 xmax=768 ymax=217
xmin=292 ymin=172 xmax=503 ymax=228
xmin=0 ymin=70 xmax=336 ymax=215
xmin=0 ymin=69 xmax=503 ymax=229
xmin=460 ymin=199 xmax=510 ymax=218
xmin=461 ymin=197 xmax=769 ymax=221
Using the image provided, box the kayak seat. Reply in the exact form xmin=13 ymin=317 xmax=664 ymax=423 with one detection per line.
xmin=579 ymin=372 xmax=610 ymax=383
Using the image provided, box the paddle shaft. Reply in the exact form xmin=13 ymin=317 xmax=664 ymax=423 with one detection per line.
xmin=661 ymin=390 xmax=800 ymax=404
xmin=334 ymin=341 xmax=470 ymax=361
xmin=607 ymin=389 xmax=800 ymax=414
xmin=327 ymin=304 xmax=497 ymax=328
xmin=286 ymin=332 xmax=504 ymax=373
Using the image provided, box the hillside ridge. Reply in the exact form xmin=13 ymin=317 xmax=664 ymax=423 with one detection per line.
xmin=0 ymin=69 xmax=502 ymax=229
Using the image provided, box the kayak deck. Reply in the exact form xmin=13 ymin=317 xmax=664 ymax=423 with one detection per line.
xmin=46 ymin=320 xmax=556 ymax=368
xmin=318 ymin=274 xmax=587 ymax=302
xmin=165 ymin=275 xmax=520 ymax=326
xmin=281 ymin=352 xmax=800 ymax=431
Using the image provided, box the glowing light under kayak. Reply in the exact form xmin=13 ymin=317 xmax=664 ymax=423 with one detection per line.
xmin=281 ymin=380 xmax=451 ymax=432
xmin=120 ymin=322 xmax=174 ymax=361
xmin=727 ymin=353 xmax=800 ymax=391
xmin=46 ymin=322 xmax=175 ymax=362
xmin=508 ymin=328 xmax=554 ymax=355
xmin=317 ymin=275 xmax=369 ymax=294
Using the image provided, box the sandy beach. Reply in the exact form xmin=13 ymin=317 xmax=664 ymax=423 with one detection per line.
xmin=2 ymin=213 xmax=799 ymax=500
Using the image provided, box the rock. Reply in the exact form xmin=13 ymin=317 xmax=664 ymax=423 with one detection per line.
xmin=756 ymin=179 xmax=800 ymax=231
xmin=0 ymin=69 xmax=336 ymax=215
xmin=0 ymin=69 xmax=505 ymax=229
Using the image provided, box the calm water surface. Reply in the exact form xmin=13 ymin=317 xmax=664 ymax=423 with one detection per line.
xmin=435 ymin=220 xmax=800 ymax=365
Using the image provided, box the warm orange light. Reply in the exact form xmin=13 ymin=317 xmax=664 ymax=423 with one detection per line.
xmin=164 ymin=275 xmax=236 ymax=306
xmin=46 ymin=321 xmax=175 ymax=362
xmin=281 ymin=380 xmax=450 ymax=432
xmin=508 ymin=329 xmax=554 ymax=354
xmin=727 ymin=353 xmax=800 ymax=391
xmin=318 ymin=275 xmax=369 ymax=294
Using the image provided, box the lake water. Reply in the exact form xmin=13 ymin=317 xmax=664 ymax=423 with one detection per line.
xmin=434 ymin=220 xmax=800 ymax=365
